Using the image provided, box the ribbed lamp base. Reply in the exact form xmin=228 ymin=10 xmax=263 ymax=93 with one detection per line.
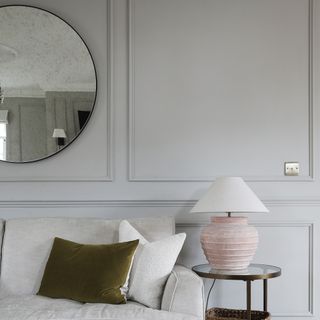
xmin=200 ymin=216 xmax=258 ymax=270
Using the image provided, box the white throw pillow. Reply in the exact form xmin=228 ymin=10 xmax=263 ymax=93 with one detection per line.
xmin=119 ymin=220 xmax=186 ymax=309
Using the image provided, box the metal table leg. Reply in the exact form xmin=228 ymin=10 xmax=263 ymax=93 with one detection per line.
xmin=247 ymin=280 xmax=251 ymax=320
xmin=263 ymin=279 xmax=268 ymax=312
xmin=206 ymin=279 xmax=216 ymax=311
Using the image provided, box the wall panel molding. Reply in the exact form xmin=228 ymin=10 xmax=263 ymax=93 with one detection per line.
xmin=1 ymin=198 xmax=320 ymax=208
xmin=128 ymin=0 xmax=314 ymax=182
xmin=0 ymin=0 xmax=113 ymax=182
xmin=105 ymin=0 xmax=114 ymax=181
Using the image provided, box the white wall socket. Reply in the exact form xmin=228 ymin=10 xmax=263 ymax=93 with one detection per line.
xmin=284 ymin=162 xmax=299 ymax=176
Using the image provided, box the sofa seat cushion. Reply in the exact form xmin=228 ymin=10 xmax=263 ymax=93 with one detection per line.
xmin=0 ymin=295 xmax=199 ymax=320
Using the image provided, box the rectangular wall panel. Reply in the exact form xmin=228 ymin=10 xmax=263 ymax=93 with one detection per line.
xmin=129 ymin=0 xmax=312 ymax=181
xmin=0 ymin=0 xmax=112 ymax=181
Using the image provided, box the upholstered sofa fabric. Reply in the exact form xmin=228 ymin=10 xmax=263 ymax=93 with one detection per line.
xmin=0 ymin=217 xmax=204 ymax=320
xmin=161 ymin=265 xmax=204 ymax=319
xmin=0 ymin=217 xmax=174 ymax=297
xmin=0 ymin=295 xmax=201 ymax=320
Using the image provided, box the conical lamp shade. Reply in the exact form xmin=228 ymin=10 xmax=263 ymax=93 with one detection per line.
xmin=191 ymin=177 xmax=268 ymax=213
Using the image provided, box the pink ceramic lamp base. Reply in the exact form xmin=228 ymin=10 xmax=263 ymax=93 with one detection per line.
xmin=201 ymin=216 xmax=258 ymax=270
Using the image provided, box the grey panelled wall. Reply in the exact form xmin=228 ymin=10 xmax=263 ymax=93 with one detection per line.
xmin=0 ymin=0 xmax=318 ymax=319
xmin=129 ymin=0 xmax=311 ymax=182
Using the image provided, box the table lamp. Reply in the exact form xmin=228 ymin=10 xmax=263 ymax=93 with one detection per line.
xmin=191 ymin=177 xmax=268 ymax=270
xmin=52 ymin=128 xmax=67 ymax=150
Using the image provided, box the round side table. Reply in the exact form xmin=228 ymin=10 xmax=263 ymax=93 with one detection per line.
xmin=192 ymin=263 xmax=281 ymax=320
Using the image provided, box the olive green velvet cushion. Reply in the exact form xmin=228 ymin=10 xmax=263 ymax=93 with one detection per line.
xmin=38 ymin=237 xmax=139 ymax=304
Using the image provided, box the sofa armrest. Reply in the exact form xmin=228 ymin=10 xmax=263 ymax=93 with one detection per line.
xmin=161 ymin=265 xmax=204 ymax=319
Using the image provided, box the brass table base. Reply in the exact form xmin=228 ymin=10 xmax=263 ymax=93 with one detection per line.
xmin=192 ymin=263 xmax=281 ymax=320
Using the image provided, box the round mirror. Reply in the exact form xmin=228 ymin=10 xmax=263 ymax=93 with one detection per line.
xmin=0 ymin=5 xmax=97 ymax=163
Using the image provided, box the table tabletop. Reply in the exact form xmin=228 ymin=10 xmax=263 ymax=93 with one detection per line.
xmin=192 ymin=263 xmax=281 ymax=280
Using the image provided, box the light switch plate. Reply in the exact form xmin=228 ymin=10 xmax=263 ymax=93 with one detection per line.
xmin=285 ymin=162 xmax=299 ymax=176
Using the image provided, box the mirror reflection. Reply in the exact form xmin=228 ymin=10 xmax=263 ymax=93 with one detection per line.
xmin=0 ymin=6 xmax=96 ymax=162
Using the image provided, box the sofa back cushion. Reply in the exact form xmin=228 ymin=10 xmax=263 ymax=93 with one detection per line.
xmin=0 ymin=217 xmax=174 ymax=297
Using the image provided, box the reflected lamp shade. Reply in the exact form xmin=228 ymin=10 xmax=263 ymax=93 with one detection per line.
xmin=52 ymin=128 xmax=67 ymax=146
xmin=191 ymin=177 xmax=268 ymax=270
xmin=52 ymin=128 xmax=67 ymax=138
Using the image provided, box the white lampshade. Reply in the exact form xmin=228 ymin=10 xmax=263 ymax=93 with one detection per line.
xmin=52 ymin=128 xmax=66 ymax=138
xmin=191 ymin=177 xmax=268 ymax=213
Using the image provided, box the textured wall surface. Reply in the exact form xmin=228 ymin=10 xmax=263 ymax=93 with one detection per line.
xmin=0 ymin=0 xmax=319 ymax=319
xmin=0 ymin=6 xmax=96 ymax=94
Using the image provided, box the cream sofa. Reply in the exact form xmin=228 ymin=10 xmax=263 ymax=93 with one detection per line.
xmin=0 ymin=217 xmax=204 ymax=320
